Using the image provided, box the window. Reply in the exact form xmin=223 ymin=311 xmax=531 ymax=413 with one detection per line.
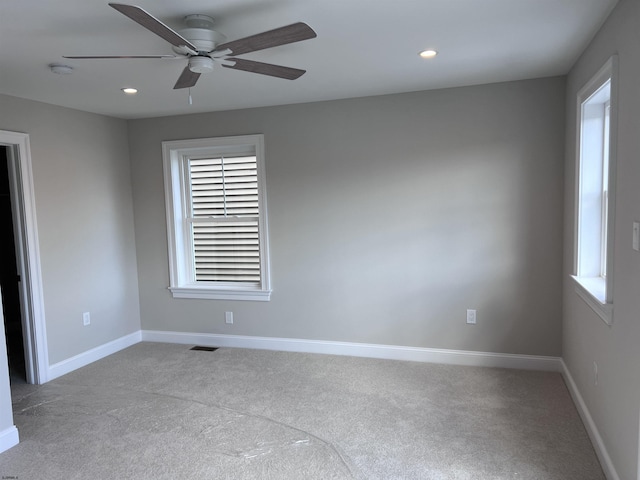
xmin=163 ymin=135 xmax=271 ymax=301
xmin=573 ymin=57 xmax=617 ymax=324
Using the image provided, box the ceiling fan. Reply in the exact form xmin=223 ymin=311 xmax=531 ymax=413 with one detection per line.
xmin=63 ymin=3 xmax=317 ymax=89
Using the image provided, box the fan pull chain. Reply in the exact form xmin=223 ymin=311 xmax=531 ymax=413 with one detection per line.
xmin=188 ymin=88 xmax=193 ymax=105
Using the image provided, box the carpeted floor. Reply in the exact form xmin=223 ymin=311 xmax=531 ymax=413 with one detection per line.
xmin=1 ymin=342 xmax=604 ymax=479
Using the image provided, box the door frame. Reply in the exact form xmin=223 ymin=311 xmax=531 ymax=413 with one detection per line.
xmin=0 ymin=130 xmax=48 ymax=384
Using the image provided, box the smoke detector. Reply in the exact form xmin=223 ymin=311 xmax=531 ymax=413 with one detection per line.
xmin=49 ymin=63 xmax=74 ymax=74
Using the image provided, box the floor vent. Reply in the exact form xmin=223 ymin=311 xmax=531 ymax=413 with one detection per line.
xmin=190 ymin=346 xmax=219 ymax=352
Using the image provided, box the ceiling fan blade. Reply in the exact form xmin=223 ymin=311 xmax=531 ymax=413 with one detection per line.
xmin=223 ymin=58 xmax=306 ymax=80
xmin=63 ymin=55 xmax=176 ymax=59
xmin=174 ymin=66 xmax=201 ymax=89
xmin=213 ymin=22 xmax=316 ymax=56
xmin=109 ymin=3 xmax=197 ymax=52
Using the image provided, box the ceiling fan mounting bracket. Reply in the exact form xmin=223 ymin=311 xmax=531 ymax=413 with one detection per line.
xmin=184 ymin=14 xmax=215 ymax=29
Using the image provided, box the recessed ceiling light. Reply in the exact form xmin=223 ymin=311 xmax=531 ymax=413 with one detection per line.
xmin=419 ymin=49 xmax=438 ymax=59
xmin=121 ymin=87 xmax=138 ymax=95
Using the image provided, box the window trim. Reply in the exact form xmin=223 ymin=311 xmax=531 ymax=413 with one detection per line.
xmin=571 ymin=56 xmax=618 ymax=325
xmin=162 ymin=134 xmax=271 ymax=301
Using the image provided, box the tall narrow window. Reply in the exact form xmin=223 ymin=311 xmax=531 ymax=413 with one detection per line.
xmin=600 ymin=101 xmax=610 ymax=279
xmin=163 ymin=135 xmax=271 ymax=301
xmin=573 ymin=57 xmax=616 ymax=324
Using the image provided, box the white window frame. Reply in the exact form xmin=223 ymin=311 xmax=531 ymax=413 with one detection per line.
xmin=162 ymin=134 xmax=271 ymax=301
xmin=572 ymin=56 xmax=617 ymax=325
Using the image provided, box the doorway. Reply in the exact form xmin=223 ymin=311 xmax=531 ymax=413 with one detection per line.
xmin=1 ymin=146 xmax=27 ymax=382
xmin=0 ymin=130 xmax=48 ymax=385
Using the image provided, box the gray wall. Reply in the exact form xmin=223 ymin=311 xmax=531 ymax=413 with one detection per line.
xmin=129 ymin=77 xmax=565 ymax=357
xmin=563 ymin=0 xmax=640 ymax=478
xmin=0 ymin=95 xmax=141 ymax=365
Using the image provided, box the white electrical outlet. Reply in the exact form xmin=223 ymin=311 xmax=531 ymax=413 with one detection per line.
xmin=83 ymin=311 xmax=91 ymax=326
xmin=466 ymin=309 xmax=476 ymax=324
xmin=225 ymin=311 xmax=233 ymax=324
xmin=632 ymin=222 xmax=639 ymax=251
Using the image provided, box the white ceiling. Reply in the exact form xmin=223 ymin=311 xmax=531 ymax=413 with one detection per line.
xmin=0 ymin=0 xmax=617 ymax=120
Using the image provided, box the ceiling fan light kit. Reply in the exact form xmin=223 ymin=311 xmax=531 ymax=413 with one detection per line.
xmin=62 ymin=3 xmax=317 ymax=91
xmin=188 ymin=56 xmax=215 ymax=74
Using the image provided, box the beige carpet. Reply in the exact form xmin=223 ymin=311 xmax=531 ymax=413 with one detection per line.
xmin=2 ymin=342 xmax=604 ymax=479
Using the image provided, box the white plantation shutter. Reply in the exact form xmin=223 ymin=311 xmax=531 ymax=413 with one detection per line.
xmin=163 ymin=134 xmax=271 ymax=301
xmin=191 ymin=221 xmax=260 ymax=282
xmin=188 ymin=156 xmax=261 ymax=284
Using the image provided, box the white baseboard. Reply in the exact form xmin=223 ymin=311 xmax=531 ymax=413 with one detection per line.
xmin=0 ymin=425 xmax=19 ymax=454
xmin=561 ymin=360 xmax=620 ymax=480
xmin=48 ymin=331 xmax=141 ymax=381
xmin=141 ymin=330 xmax=561 ymax=371
xmin=43 ymin=330 xmax=560 ymax=383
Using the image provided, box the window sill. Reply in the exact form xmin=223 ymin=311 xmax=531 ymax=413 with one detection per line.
xmin=571 ymin=275 xmax=613 ymax=325
xmin=168 ymin=286 xmax=271 ymax=301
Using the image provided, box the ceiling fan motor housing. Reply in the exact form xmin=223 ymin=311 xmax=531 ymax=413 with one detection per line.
xmin=172 ymin=15 xmax=226 ymax=54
